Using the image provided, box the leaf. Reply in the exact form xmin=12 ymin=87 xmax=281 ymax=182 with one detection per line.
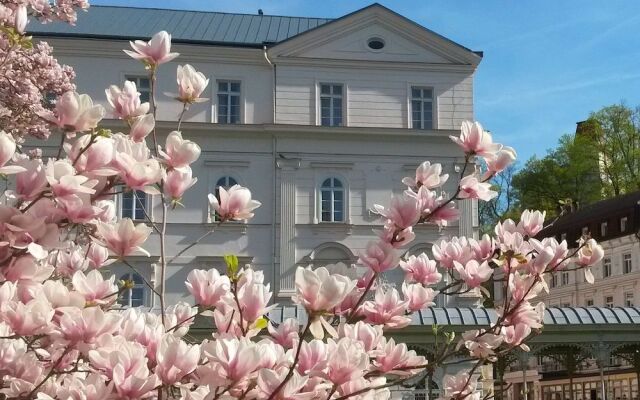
xmin=251 ymin=317 xmax=268 ymax=331
xmin=224 ymin=254 xmax=239 ymax=279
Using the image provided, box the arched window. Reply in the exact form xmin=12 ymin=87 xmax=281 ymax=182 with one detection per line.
xmin=211 ymin=176 xmax=238 ymax=222
xmin=320 ymin=178 xmax=344 ymax=222
xmin=119 ymin=273 xmax=146 ymax=308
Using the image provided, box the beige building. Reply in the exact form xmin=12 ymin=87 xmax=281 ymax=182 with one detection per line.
xmin=30 ymin=4 xmax=483 ymax=309
xmin=505 ymin=192 xmax=640 ymax=400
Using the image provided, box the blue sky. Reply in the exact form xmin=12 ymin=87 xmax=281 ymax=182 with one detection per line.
xmin=90 ymin=0 xmax=640 ymax=162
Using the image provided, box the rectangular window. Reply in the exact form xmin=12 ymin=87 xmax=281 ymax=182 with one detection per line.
xmin=319 ymin=83 xmax=343 ymax=127
xmin=623 ymin=253 xmax=633 ymax=274
xmin=125 ymin=75 xmax=151 ymax=103
xmin=217 ymin=80 xmax=241 ymax=124
xmin=621 ymin=216 xmax=628 ymax=232
xmin=600 ymin=222 xmax=608 ymax=237
xmin=581 ymin=226 xmax=589 ymax=236
xmin=603 ymin=257 xmax=612 ymax=278
xmin=411 ymin=87 xmax=433 ymax=130
xmin=586 ymin=298 xmax=594 ymax=307
xmin=120 ymin=189 xmax=148 ymax=221
xmin=605 ymin=295 xmax=614 ymax=308
xmin=625 ymin=292 xmax=634 ymax=307
xmin=550 ymin=274 xmax=557 ymax=288
xmin=561 ymin=271 xmax=569 ymax=285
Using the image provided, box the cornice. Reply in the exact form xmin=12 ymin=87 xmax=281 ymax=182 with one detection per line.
xmin=272 ymin=56 xmax=476 ymax=73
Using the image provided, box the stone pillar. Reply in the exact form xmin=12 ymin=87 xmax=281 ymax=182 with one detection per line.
xmin=276 ymin=158 xmax=300 ymax=296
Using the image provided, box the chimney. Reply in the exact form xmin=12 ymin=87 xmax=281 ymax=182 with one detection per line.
xmin=258 ymin=9 xmax=264 ymax=15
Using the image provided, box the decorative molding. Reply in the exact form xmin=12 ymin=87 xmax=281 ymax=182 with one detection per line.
xmin=309 ymin=161 xmax=354 ymax=169
xmin=203 ymin=160 xmax=251 ymax=168
xmin=309 ymin=223 xmax=354 ymax=236
xmin=276 ymin=158 xmax=301 ymax=170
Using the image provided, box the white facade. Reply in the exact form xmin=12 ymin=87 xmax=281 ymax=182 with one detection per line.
xmin=35 ymin=4 xmax=482 ymax=306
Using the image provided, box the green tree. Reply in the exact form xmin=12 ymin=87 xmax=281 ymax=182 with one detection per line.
xmin=588 ymin=104 xmax=640 ymax=196
xmin=479 ymin=164 xmax=521 ymax=233
xmin=512 ymin=133 xmax=602 ymax=217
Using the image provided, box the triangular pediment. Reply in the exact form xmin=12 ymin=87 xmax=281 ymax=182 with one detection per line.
xmin=269 ymin=4 xmax=481 ymax=66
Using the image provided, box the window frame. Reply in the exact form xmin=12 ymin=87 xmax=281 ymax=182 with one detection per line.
xmin=318 ymin=177 xmax=346 ymax=223
xmin=215 ymin=79 xmax=243 ymax=124
xmin=124 ymin=75 xmax=151 ymax=104
xmin=600 ymin=221 xmax=608 ymax=237
xmin=620 ymin=216 xmax=628 ymax=233
xmin=586 ymin=298 xmax=594 ymax=307
xmin=625 ymin=292 xmax=634 ymax=307
xmin=314 ymin=176 xmax=350 ymax=224
xmin=561 ymin=271 xmax=569 ymax=286
xmin=623 ymin=253 xmax=633 ymax=274
xmin=117 ymin=188 xmax=150 ymax=221
xmin=603 ymin=257 xmax=612 ymax=278
xmin=317 ymin=82 xmax=346 ymax=127
xmin=409 ymin=85 xmax=435 ymax=130
xmin=118 ymin=272 xmax=148 ymax=308
xmin=605 ymin=295 xmax=614 ymax=308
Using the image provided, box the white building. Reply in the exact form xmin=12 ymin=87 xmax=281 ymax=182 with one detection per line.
xmin=31 ymin=3 xmax=483 ymax=307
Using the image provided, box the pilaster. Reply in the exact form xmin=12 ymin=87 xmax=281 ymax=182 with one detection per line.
xmin=276 ymin=158 xmax=301 ymax=296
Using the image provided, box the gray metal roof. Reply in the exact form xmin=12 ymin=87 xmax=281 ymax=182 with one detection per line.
xmin=267 ymin=306 xmax=640 ymax=326
xmin=28 ymin=5 xmax=332 ymax=47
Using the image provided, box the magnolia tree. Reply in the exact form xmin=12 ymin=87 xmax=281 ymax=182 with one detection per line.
xmin=0 ymin=2 xmax=605 ymax=400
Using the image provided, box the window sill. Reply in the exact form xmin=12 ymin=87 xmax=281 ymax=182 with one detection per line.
xmin=309 ymin=222 xmax=353 ymax=235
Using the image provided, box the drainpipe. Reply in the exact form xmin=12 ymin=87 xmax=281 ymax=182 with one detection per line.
xmin=264 ymin=45 xmax=279 ymax=291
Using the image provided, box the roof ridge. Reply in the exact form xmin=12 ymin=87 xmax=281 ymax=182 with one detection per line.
xmin=88 ymin=4 xmax=334 ymax=21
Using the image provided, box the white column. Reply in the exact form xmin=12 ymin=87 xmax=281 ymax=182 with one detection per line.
xmin=276 ymin=158 xmax=300 ymax=296
xmin=458 ymin=198 xmax=475 ymax=238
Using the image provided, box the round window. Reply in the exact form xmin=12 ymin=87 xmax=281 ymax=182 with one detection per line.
xmin=367 ymin=37 xmax=385 ymax=50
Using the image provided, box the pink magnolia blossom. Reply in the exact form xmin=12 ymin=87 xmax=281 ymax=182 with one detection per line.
xmin=400 ymin=253 xmax=442 ymax=285
xmin=296 ymin=339 xmax=328 ymax=376
xmin=341 ymin=321 xmax=384 ymax=354
xmin=470 ymin=234 xmax=495 ymax=261
xmin=518 ymin=209 xmax=546 ymax=237
xmin=106 ymin=81 xmax=150 ymax=120
xmin=322 ymin=338 xmax=369 ymax=385
xmin=94 ymin=219 xmax=152 ymax=258
xmin=374 ymin=337 xmax=427 ymax=375
xmin=124 ymin=30 xmax=179 ymax=66
xmin=112 ymin=362 xmax=160 ymax=400
xmin=402 ymin=161 xmax=449 ymax=189
xmin=237 ymin=280 xmax=275 ymax=323
xmin=458 ymin=174 xmax=498 ymax=201
xmin=443 ymin=372 xmax=478 ymax=399
xmin=14 ymin=158 xmax=48 ymax=201
xmin=362 ymin=287 xmax=411 ymax=329
xmin=71 ymin=269 xmax=117 ymax=304
xmin=202 ymin=337 xmax=261 ymax=384
xmin=159 ymin=131 xmax=201 ymax=169
xmin=156 ymin=334 xmax=200 ymax=385
xmin=86 ymin=243 xmax=113 ymax=269
xmin=461 ymin=329 xmax=503 ymax=359
xmin=256 ymin=369 xmax=315 ymax=400
xmin=174 ymin=64 xmax=209 ymax=104
xmin=14 ymin=5 xmax=28 ymax=34
xmin=185 ymin=268 xmax=230 ymax=308
xmin=411 ymin=186 xmax=460 ymax=226
xmin=164 ymin=166 xmax=197 ymax=201
xmin=52 ymin=373 xmax=113 ymax=400
xmin=208 ymin=184 xmax=262 ymax=221
xmin=45 ymin=159 xmax=97 ymax=199
xmin=373 ymin=193 xmax=420 ymax=230
xmin=129 ymin=114 xmax=155 ymax=143
xmin=293 ymin=266 xmax=355 ymax=313
xmin=450 ymin=120 xmax=501 ymax=157
xmin=432 ymin=237 xmax=474 ymax=269
xmin=402 ymin=282 xmax=436 ymax=312
xmin=65 ymin=135 xmax=116 ymax=176
xmin=454 ymin=260 xmax=493 ymax=288
xmin=57 ymin=307 xmax=119 ymax=346
xmin=576 ymin=238 xmax=604 ymax=284
xmin=52 ymin=246 xmax=90 ymax=277
xmin=0 ymin=131 xmax=25 ymax=175
xmin=42 ymin=91 xmax=105 ymax=133
xmin=483 ymin=145 xmax=516 ymax=178
xmin=1 ymin=299 xmax=53 ymax=336
xmin=268 ymin=318 xmax=299 ymax=349
xmin=358 ymin=240 xmax=400 ymax=273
